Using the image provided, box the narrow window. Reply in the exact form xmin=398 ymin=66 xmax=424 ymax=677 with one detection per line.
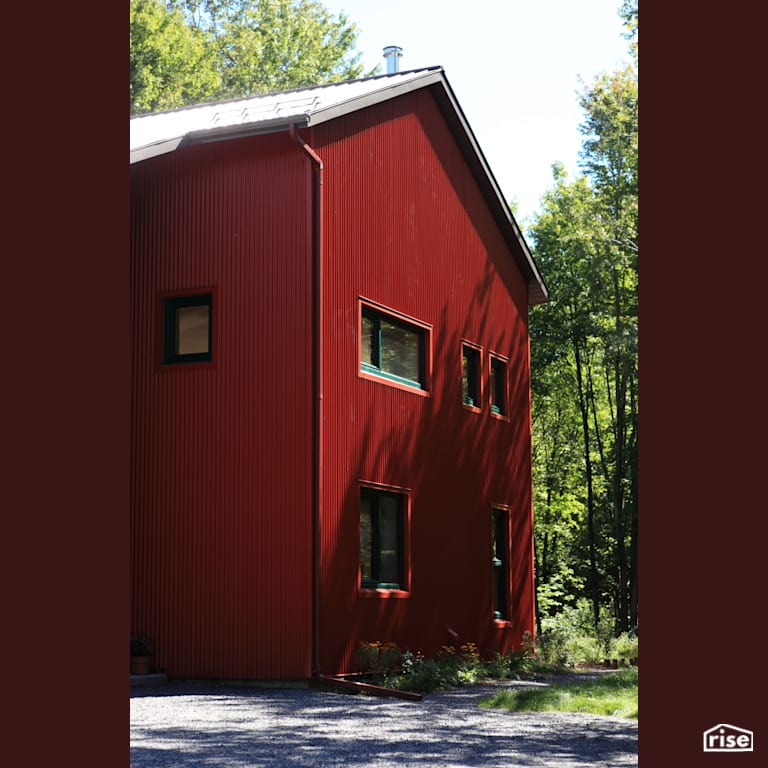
xmin=462 ymin=344 xmax=481 ymax=407
xmin=492 ymin=508 xmax=509 ymax=620
xmin=360 ymin=488 xmax=405 ymax=590
xmin=489 ymin=355 xmax=507 ymax=416
xmin=164 ymin=293 xmax=212 ymax=364
xmin=360 ymin=304 xmax=427 ymax=390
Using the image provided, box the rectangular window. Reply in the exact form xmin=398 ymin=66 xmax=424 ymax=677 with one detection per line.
xmin=360 ymin=303 xmax=428 ymax=390
xmin=489 ymin=355 xmax=508 ymax=416
xmin=163 ymin=293 xmax=212 ymax=364
xmin=492 ymin=508 xmax=509 ymax=620
xmin=462 ymin=343 xmax=481 ymax=407
xmin=360 ymin=488 xmax=405 ymax=590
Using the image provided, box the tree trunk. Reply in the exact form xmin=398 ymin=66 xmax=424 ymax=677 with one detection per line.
xmin=573 ymin=335 xmax=600 ymax=629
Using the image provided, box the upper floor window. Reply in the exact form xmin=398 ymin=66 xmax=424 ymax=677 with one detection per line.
xmin=360 ymin=302 xmax=429 ymax=391
xmin=489 ymin=354 xmax=508 ymax=416
xmin=462 ymin=343 xmax=481 ymax=408
xmin=163 ymin=293 xmax=212 ymax=364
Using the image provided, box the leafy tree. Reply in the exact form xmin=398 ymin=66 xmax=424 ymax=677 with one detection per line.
xmin=130 ymin=0 xmax=221 ymax=114
xmin=529 ymin=4 xmax=638 ymax=637
xmin=619 ymin=0 xmax=638 ymax=60
xmin=530 ymin=168 xmax=608 ymax=630
xmin=169 ymin=0 xmax=377 ymax=98
xmin=576 ymin=62 xmax=637 ymax=634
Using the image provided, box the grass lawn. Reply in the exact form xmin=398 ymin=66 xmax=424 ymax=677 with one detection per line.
xmin=478 ymin=667 xmax=638 ymax=719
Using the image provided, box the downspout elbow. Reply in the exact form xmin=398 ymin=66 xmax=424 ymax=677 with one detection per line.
xmin=289 ymin=123 xmax=324 ymax=172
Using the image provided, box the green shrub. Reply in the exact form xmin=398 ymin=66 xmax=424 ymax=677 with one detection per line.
xmin=610 ymin=632 xmax=638 ymax=662
xmin=535 ymin=628 xmax=570 ymax=666
xmin=536 ymin=599 xmax=638 ymax=667
xmin=353 ymin=641 xmax=402 ymax=677
xmin=567 ymin=634 xmax=605 ymax=666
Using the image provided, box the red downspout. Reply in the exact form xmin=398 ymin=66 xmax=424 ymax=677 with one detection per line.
xmin=289 ymin=124 xmax=323 ymax=679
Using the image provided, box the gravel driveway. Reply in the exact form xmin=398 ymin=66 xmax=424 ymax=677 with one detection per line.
xmin=130 ymin=676 xmax=638 ymax=767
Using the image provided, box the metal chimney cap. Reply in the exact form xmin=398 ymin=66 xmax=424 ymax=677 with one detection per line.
xmin=383 ymin=45 xmax=403 ymax=74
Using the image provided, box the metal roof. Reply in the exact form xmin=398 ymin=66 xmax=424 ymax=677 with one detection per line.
xmin=130 ymin=67 xmax=548 ymax=304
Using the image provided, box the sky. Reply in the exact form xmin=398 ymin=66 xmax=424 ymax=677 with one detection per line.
xmin=319 ymin=0 xmax=632 ymax=226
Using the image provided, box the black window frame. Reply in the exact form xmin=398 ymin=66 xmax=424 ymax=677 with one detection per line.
xmin=360 ymin=487 xmax=406 ymax=591
xmin=163 ymin=293 xmax=213 ymax=365
xmin=360 ymin=302 xmax=429 ymax=391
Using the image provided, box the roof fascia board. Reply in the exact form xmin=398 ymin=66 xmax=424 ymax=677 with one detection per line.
xmin=184 ymin=114 xmax=310 ymax=145
xmin=130 ymin=137 xmax=185 ymax=165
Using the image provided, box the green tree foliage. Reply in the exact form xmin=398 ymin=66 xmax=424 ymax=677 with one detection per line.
xmin=167 ymin=0 xmax=376 ymax=99
xmin=130 ymin=0 xmax=221 ymax=114
xmin=619 ymin=0 xmax=638 ymax=60
xmin=131 ymin=1 xmax=376 ymax=113
xmin=529 ymin=6 xmax=637 ymax=637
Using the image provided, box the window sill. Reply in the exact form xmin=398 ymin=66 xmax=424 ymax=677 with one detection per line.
xmin=358 ymin=588 xmax=410 ymax=599
xmin=359 ymin=369 xmax=430 ymax=397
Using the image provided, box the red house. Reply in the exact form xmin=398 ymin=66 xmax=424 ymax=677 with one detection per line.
xmin=130 ymin=66 xmax=548 ymax=680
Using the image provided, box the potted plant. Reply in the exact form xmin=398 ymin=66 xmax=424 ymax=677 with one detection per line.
xmin=130 ymin=635 xmax=154 ymax=675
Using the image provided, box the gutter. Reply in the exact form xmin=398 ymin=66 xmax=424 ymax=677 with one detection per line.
xmin=289 ymin=124 xmax=324 ymax=680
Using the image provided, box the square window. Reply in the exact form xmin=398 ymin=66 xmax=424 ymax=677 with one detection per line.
xmin=489 ymin=355 xmax=507 ymax=416
xmin=462 ymin=344 xmax=481 ymax=407
xmin=360 ymin=488 xmax=405 ymax=590
xmin=492 ymin=508 xmax=509 ymax=620
xmin=164 ymin=294 xmax=212 ymax=364
xmin=360 ymin=304 xmax=428 ymax=390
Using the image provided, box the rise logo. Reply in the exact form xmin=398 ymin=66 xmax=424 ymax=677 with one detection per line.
xmin=703 ymin=723 xmax=754 ymax=752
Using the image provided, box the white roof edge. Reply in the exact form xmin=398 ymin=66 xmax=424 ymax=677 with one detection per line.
xmin=130 ymin=137 xmax=184 ymax=164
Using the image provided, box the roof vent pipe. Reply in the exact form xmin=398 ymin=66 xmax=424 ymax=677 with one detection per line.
xmin=383 ymin=46 xmax=403 ymax=74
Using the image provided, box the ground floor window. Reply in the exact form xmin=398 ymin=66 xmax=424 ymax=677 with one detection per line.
xmin=360 ymin=487 xmax=405 ymax=590
xmin=492 ymin=508 xmax=509 ymax=620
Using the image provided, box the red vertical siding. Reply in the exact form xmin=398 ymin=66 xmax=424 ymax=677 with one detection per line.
xmin=130 ymin=133 xmax=314 ymax=678
xmin=314 ymin=89 xmax=535 ymax=673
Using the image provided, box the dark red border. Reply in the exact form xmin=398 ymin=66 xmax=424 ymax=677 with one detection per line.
xmin=642 ymin=5 xmax=764 ymax=765
xmin=6 ymin=5 xmax=126 ymax=765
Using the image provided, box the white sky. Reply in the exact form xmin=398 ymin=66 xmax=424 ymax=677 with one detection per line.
xmin=320 ymin=0 xmax=632 ymax=227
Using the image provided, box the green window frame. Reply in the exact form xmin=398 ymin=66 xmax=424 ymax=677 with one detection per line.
xmin=489 ymin=354 xmax=507 ymax=416
xmin=462 ymin=343 xmax=481 ymax=407
xmin=163 ymin=293 xmax=213 ymax=364
xmin=360 ymin=304 xmax=427 ymax=390
xmin=492 ymin=508 xmax=509 ymax=620
xmin=360 ymin=487 xmax=405 ymax=590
